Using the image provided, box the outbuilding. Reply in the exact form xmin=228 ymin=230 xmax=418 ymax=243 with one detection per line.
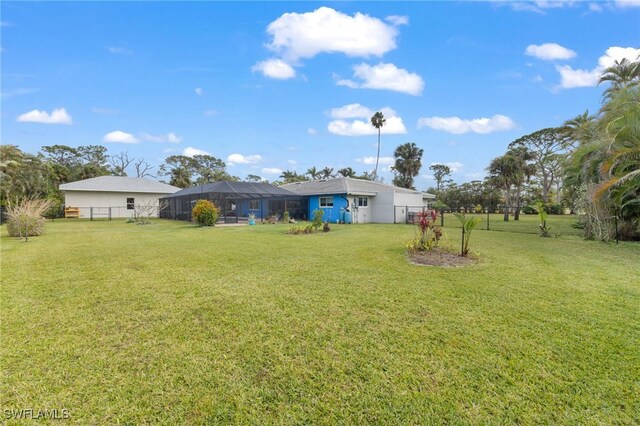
xmin=59 ymin=176 xmax=180 ymax=219
xmin=281 ymin=177 xmax=436 ymax=224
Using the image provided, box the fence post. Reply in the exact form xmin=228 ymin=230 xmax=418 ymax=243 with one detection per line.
xmin=406 ymin=205 xmax=408 ymax=224
xmin=461 ymin=226 xmax=465 ymax=256
xmin=109 ymin=207 xmax=112 ymax=221
xmin=90 ymin=207 xmax=93 ymax=221
xmin=615 ymin=212 xmax=619 ymax=245
xmin=440 ymin=209 xmax=444 ymax=227
xmin=486 ymin=208 xmax=490 ymax=230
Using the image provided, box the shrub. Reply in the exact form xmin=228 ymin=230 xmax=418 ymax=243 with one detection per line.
xmin=312 ymin=209 xmax=324 ymax=230
xmin=535 ymin=201 xmax=551 ymax=237
xmin=6 ymin=198 xmax=55 ymax=241
xmin=43 ymin=198 xmax=63 ymax=220
xmin=323 ymin=222 xmax=331 ymax=232
xmin=406 ymin=210 xmax=442 ymax=253
xmin=287 ymin=224 xmax=314 ymax=235
xmin=283 ymin=211 xmax=290 ymax=223
xmin=192 ymin=199 xmax=219 ymax=226
xmin=522 ymin=205 xmax=537 ymax=215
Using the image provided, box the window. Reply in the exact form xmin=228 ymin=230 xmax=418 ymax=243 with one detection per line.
xmin=358 ymin=197 xmax=368 ymax=207
xmin=249 ymin=200 xmax=260 ymax=210
xmin=319 ymin=197 xmax=333 ymax=207
xmin=127 ymin=198 xmax=135 ymax=210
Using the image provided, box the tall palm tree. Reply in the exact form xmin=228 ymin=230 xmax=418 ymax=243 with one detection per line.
xmin=599 ymin=58 xmax=640 ymax=100
xmin=370 ymin=111 xmax=386 ymax=180
xmin=306 ymin=166 xmax=320 ymax=180
xmin=563 ymin=110 xmax=598 ymax=147
xmin=487 ymin=154 xmax=520 ymax=221
xmin=391 ymin=142 xmax=423 ymax=190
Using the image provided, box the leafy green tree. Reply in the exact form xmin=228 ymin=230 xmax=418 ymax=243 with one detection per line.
xmin=320 ymin=166 xmax=334 ymax=179
xmin=370 ymin=111 xmax=386 ymax=180
xmin=159 ymin=155 xmax=196 ymax=188
xmin=391 ymin=142 xmax=423 ymax=190
xmin=599 ymin=57 xmax=640 ymax=100
xmin=509 ymin=128 xmax=569 ymax=203
xmin=429 ymin=164 xmax=451 ymax=193
xmin=245 ymin=174 xmax=263 ymax=182
xmin=279 ymin=170 xmax=307 ymax=183
xmin=487 ymin=154 xmax=520 ymax=221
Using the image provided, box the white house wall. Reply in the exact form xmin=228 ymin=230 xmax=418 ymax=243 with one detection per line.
xmin=369 ymin=192 xmax=394 ymax=223
xmin=63 ymin=191 xmax=166 ymax=218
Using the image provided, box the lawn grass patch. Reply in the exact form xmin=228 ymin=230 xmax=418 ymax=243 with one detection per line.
xmin=1 ymin=219 xmax=639 ymax=423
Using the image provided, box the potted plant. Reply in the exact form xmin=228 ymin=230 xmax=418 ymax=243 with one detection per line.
xmin=248 ymin=212 xmax=256 ymax=225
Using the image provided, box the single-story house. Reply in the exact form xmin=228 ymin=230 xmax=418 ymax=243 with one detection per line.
xmin=60 ymin=176 xmax=180 ymax=219
xmin=281 ymin=177 xmax=436 ymax=224
xmin=159 ymin=181 xmax=303 ymax=223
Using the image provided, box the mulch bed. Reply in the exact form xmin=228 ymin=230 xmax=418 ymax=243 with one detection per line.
xmin=409 ymin=248 xmax=478 ymax=267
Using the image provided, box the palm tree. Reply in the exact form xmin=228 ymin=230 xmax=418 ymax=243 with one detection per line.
xmin=306 ymin=166 xmax=320 ymax=180
xmin=320 ymin=167 xmax=334 ymax=179
xmin=599 ymin=58 xmax=640 ymax=100
xmin=337 ymin=167 xmax=356 ymax=178
xmin=487 ymin=154 xmax=520 ymax=221
xmin=391 ymin=142 xmax=423 ymax=190
xmin=370 ymin=111 xmax=386 ymax=180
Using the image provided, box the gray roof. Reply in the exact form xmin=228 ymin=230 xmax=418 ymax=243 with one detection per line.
xmin=161 ymin=181 xmax=298 ymax=199
xmin=60 ymin=176 xmax=181 ymax=194
xmin=281 ymin=177 xmax=436 ymax=199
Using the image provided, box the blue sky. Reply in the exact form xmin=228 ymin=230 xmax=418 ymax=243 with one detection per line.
xmin=2 ymin=1 xmax=639 ymax=188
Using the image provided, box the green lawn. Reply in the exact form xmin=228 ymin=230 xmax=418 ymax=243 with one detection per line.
xmin=1 ymin=219 xmax=639 ymax=424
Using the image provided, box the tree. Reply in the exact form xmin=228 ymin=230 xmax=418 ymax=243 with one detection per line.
xmin=134 ymin=158 xmax=154 ymax=178
xmin=306 ymin=166 xmax=320 ymax=180
xmin=487 ymin=154 xmax=520 ymax=221
xmin=109 ymin=152 xmax=133 ymax=176
xmin=320 ymin=166 xmax=334 ymax=179
xmin=391 ymin=142 xmax=423 ymax=190
xmin=159 ymin=155 xmax=197 ymax=188
xmin=506 ymin=146 xmax=537 ymax=220
xmin=279 ymin=170 xmax=307 ymax=183
xmin=509 ymin=128 xmax=570 ymax=203
xmin=370 ymin=111 xmax=386 ymax=180
xmin=599 ymin=57 xmax=640 ymax=99
xmin=429 ymin=164 xmax=451 ymax=193
xmin=0 ymin=145 xmax=48 ymax=204
xmin=245 ymin=174 xmax=263 ymax=182
xmin=192 ymin=154 xmax=228 ymax=184
xmin=338 ymin=167 xmax=356 ymax=178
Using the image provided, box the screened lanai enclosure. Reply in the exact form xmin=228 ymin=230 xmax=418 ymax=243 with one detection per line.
xmin=159 ymin=181 xmax=306 ymax=223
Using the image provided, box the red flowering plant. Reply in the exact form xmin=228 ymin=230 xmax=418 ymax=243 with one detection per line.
xmin=406 ymin=209 xmax=443 ymax=253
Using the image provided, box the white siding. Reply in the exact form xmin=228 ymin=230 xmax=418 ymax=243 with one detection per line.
xmin=63 ymin=191 xmax=166 ymax=218
xmin=370 ymin=192 xmax=394 ymax=223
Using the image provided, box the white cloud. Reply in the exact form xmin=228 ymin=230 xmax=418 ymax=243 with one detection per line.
xmin=446 ymin=162 xmax=464 ymax=173
xmin=107 ymin=46 xmax=132 ymax=55
xmin=265 ymin=7 xmax=398 ymax=63
xmin=525 ymin=43 xmax=576 ymax=60
xmin=589 ymin=3 xmax=603 ymax=11
xmin=357 ymin=156 xmax=395 ymax=165
xmin=337 ymin=62 xmax=424 ymax=96
xmin=103 ymin=131 xmax=138 ymax=144
xmin=195 ymin=87 xmax=203 ymax=96
xmin=506 ymin=1 xmax=576 ymax=13
xmin=556 ymin=46 xmax=640 ymax=89
xmin=140 ymin=132 xmax=183 ymax=144
xmin=183 ymin=147 xmax=209 ymax=157
xmin=204 ymin=109 xmax=218 ymax=116
xmin=307 ymin=128 xmax=317 ymax=135
xmin=329 ymin=103 xmax=374 ymax=119
xmin=287 ymin=159 xmax=297 ymax=165
xmin=615 ymin=0 xmax=640 ymax=8
xmin=328 ymin=104 xmax=407 ymax=136
xmin=385 ymin=15 xmax=409 ymax=26
xmin=252 ymin=58 xmax=296 ymax=79
xmin=417 ymin=114 xmax=516 ymax=134
xmin=17 ymin=108 xmax=72 ymax=125
xmin=262 ymin=167 xmax=283 ymax=175
xmin=227 ymin=153 xmax=262 ymax=166
xmin=1 ymin=88 xmax=39 ymax=98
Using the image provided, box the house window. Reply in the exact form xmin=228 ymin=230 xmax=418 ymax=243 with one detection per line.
xmin=319 ymin=196 xmax=333 ymax=207
xmin=358 ymin=197 xmax=368 ymax=207
xmin=127 ymin=198 xmax=135 ymax=210
xmin=249 ymin=200 xmax=260 ymax=210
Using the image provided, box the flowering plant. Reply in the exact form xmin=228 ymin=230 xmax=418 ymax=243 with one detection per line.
xmin=406 ymin=210 xmax=442 ymax=252
xmin=248 ymin=212 xmax=256 ymax=220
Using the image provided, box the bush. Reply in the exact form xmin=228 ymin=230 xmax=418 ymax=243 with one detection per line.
xmin=192 ymin=199 xmax=219 ymax=226
xmin=312 ymin=209 xmax=324 ymax=230
xmin=406 ymin=210 xmax=442 ymax=253
xmin=287 ymin=224 xmax=314 ymax=235
xmin=5 ymin=198 xmax=55 ymax=241
xmin=522 ymin=205 xmax=537 ymax=215
xmin=323 ymin=222 xmax=331 ymax=232
xmin=283 ymin=211 xmax=290 ymax=223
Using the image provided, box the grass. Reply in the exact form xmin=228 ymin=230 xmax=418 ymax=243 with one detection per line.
xmin=1 ymin=218 xmax=639 ymax=424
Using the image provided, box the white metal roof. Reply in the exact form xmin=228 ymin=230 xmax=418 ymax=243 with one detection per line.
xmin=59 ymin=176 xmax=181 ymax=194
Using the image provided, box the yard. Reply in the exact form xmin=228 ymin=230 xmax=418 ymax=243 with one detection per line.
xmin=1 ymin=217 xmax=639 ymax=424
